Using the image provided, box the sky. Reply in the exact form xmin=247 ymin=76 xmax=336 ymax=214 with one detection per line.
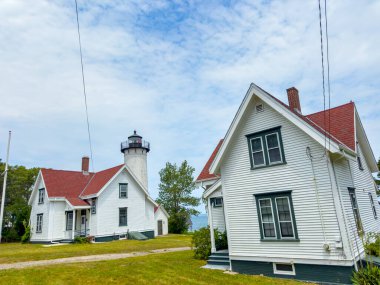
xmin=1 ymin=0 xmax=379 ymax=213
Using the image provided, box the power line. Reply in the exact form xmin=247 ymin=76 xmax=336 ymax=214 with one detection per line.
xmin=324 ymin=0 xmax=332 ymax=151
xmin=318 ymin=0 xmax=327 ymax=153
xmin=74 ymin=0 xmax=95 ymax=172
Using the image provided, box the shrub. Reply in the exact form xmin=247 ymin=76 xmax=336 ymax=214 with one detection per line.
xmin=352 ymin=264 xmax=380 ymax=285
xmin=364 ymin=232 xmax=380 ymax=257
xmin=21 ymin=220 xmax=31 ymax=244
xmin=74 ymin=236 xmax=91 ymax=244
xmin=192 ymin=227 xmax=228 ymax=260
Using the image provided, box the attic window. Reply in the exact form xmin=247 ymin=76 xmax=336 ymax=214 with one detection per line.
xmin=38 ymin=188 xmax=45 ymax=204
xmin=213 ymin=197 xmax=223 ymax=207
xmin=255 ymin=104 xmax=264 ymax=113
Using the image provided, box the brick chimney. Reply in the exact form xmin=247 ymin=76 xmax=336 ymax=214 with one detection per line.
xmin=82 ymin=156 xmax=89 ymax=174
xmin=287 ymin=87 xmax=301 ymax=114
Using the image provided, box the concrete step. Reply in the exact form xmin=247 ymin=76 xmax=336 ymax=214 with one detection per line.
xmin=211 ymin=251 xmax=229 ymax=257
xmin=208 ymin=255 xmax=229 ymax=261
xmin=207 ymin=259 xmax=230 ymax=266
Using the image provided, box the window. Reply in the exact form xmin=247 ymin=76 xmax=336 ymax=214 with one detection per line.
xmin=348 ymin=188 xmax=363 ymax=234
xmin=369 ymin=193 xmax=377 ymax=219
xmin=119 ymin=207 xmax=128 ymax=226
xmin=91 ymin=198 xmax=96 ymax=214
xmin=273 ymin=263 xmax=295 ymax=275
xmin=247 ymin=127 xmax=285 ymax=169
xmin=66 ymin=211 xmax=73 ymax=230
xmin=119 ymin=183 xmax=128 ymax=198
xmin=36 ymin=214 xmax=43 ymax=233
xmin=255 ymin=191 xmax=298 ymax=240
xmin=255 ymin=104 xmax=264 ymax=113
xmin=38 ymin=188 xmax=45 ymax=204
xmin=213 ymin=197 xmax=223 ymax=207
xmin=357 ymin=156 xmax=364 ymax=171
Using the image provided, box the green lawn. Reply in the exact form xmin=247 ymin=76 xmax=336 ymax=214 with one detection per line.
xmin=0 ymin=250 xmax=308 ymax=285
xmin=0 ymin=234 xmax=191 ymax=264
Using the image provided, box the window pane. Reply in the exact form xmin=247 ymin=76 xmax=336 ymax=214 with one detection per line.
xmin=253 ymin=152 xmax=265 ymax=166
xmin=263 ymin=223 xmax=276 ymax=237
xmin=261 ymin=206 xmax=273 ymax=222
xmin=260 ymin=199 xmax=271 ymax=207
xmin=279 ymin=222 xmax=294 ymax=237
xmin=251 ymin=138 xmax=262 ymax=152
xmin=268 ymin=148 xmax=281 ymax=163
xmin=266 ymin=134 xmax=279 ymax=149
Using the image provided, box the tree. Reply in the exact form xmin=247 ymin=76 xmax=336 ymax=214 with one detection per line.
xmin=156 ymin=161 xmax=200 ymax=233
xmin=0 ymin=163 xmax=39 ymax=242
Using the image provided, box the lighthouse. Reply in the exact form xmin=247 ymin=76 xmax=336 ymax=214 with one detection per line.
xmin=120 ymin=131 xmax=150 ymax=190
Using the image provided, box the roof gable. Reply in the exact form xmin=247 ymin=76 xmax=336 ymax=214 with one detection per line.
xmin=208 ymin=83 xmax=356 ymax=175
xmin=196 ymin=139 xmax=223 ymax=182
xmin=80 ymin=164 xmax=124 ymax=197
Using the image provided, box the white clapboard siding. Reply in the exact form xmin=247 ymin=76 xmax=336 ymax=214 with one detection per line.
xmin=95 ymin=169 xmax=150 ymax=236
xmin=30 ymin=177 xmax=50 ymax=241
xmin=211 ymin=204 xmax=226 ymax=233
xmin=221 ymin=98 xmax=344 ymax=261
xmin=154 ymin=208 xmax=169 ymax=236
xmin=50 ymin=201 xmax=67 ymax=240
xmin=351 ymin=144 xmax=380 ymax=235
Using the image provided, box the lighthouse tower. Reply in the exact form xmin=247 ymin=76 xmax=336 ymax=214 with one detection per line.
xmin=120 ymin=131 xmax=150 ymax=190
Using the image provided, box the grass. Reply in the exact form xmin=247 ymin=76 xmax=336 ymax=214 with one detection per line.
xmin=0 ymin=250 xmax=308 ymax=285
xmin=0 ymin=234 xmax=191 ymax=264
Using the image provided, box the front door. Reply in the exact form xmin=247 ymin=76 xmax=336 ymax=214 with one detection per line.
xmin=158 ymin=220 xmax=163 ymax=236
xmin=80 ymin=209 xmax=86 ymax=236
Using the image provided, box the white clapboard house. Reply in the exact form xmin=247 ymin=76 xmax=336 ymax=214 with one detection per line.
xmin=196 ymin=84 xmax=380 ymax=284
xmin=28 ymin=131 xmax=168 ymax=243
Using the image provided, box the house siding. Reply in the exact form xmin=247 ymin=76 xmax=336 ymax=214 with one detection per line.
xmin=154 ymin=208 xmax=168 ymax=236
xmin=95 ymin=170 xmax=151 ymax=237
xmin=30 ymin=177 xmax=50 ymax=242
xmin=220 ymin=98 xmax=344 ymax=262
xmin=50 ymin=201 xmax=67 ymax=241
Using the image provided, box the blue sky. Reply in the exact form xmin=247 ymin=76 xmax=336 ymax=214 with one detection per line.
xmin=1 ymin=0 xmax=379 ymax=213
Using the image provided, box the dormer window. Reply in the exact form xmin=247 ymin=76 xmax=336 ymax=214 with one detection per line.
xmin=246 ymin=127 xmax=286 ymax=169
xmin=119 ymin=183 xmax=128 ymax=198
xmin=38 ymin=188 xmax=45 ymax=204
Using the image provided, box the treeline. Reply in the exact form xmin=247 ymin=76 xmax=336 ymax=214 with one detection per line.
xmin=0 ymin=163 xmax=39 ymax=242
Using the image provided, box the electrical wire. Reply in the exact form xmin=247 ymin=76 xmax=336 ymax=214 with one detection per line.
xmin=74 ymin=0 xmax=95 ymax=172
xmin=324 ymin=0 xmax=332 ymax=152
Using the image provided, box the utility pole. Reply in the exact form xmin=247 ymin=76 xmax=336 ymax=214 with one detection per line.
xmin=0 ymin=131 xmax=11 ymax=243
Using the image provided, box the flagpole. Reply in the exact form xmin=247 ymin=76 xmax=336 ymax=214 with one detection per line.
xmin=0 ymin=131 xmax=12 ymax=243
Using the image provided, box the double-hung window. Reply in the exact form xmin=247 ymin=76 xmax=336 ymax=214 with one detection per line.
xmin=255 ymin=191 xmax=298 ymax=240
xmin=369 ymin=193 xmax=377 ymax=219
xmin=348 ymin=188 xmax=363 ymax=234
xmin=119 ymin=183 xmax=128 ymax=198
xmin=66 ymin=211 xmax=73 ymax=231
xmin=36 ymin=214 xmax=43 ymax=233
xmin=119 ymin=207 xmax=128 ymax=226
xmin=38 ymin=188 xmax=45 ymax=204
xmin=91 ymin=198 xmax=96 ymax=214
xmin=213 ymin=197 xmax=223 ymax=207
xmin=247 ymin=127 xmax=285 ymax=169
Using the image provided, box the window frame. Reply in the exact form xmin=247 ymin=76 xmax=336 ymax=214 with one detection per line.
xmin=246 ymin=126 xmax=286 ymax=169
xmin=119 ymin=183 xmax=128 ymax=199
xmin=348 ymin=187 xmax=363 ymax=234
xmin=254 ymin=191 xmax=298 ymax=241
xmin=273 ymin=263 xmax=296 ymax=276
xmin=66 ymin=211 xmax=73 ymax=231
xmin=91 ymin=198 xmax=96 ymax=214
xmin=369 ymin=193 xmax=377 ymax=219
xmin=258 ymin=198 xmax=277 ymax=239
xmin=212 ymin=197 xmax=223 ymax=208
xmin=275 ymin=196 xmax=296 ymax=239
xmin=119 ymin=207 xmax=128 ymax=227
xmin=38 ymin=188 xmax=45 ymax=204
xmin=36 ymin=214 xmax=43 ymax=233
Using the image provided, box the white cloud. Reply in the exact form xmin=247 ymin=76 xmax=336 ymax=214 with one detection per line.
xmin=1 ymin=0 xmax=379 ymax=213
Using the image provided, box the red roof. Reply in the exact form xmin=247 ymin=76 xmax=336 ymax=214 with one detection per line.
xmin=41 ymin=164 xmax=124 ymax=206
xmin=196 ymin=139 xmax=223 ymax=182
xmin=197 ymin=94 xmax=356 ymax=181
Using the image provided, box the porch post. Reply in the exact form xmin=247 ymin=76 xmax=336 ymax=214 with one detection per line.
xmin=72 ymin=210 xmax=76 ymax=240
xmin=208 ymin=198 xmax=216 ymax=253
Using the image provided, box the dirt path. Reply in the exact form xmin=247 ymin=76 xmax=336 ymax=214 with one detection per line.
xmin=0 ymin=246 xmax=191 ymax=270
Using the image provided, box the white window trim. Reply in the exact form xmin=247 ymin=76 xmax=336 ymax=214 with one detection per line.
xmin=258 ymin=198 xmax=277 ymax=239
xmin=119 ymin=184 xmax=128 ymax=198
xmin=36 ymin=214 xmax=43 ymax=233
xmin=273 ymin=263 xmax=296 ymax=276
xmin=369 ymin=193 xmax=377 ymax=219
xmin=275 ymin=196 xmax=295 ymax=239
xmin=250 ymin=137 xmax=266 ymax=167
xmin=66 ymin=212 xmax=73 ymax=231
xmin=214 ymin=197 xmax=223 ymax=207
xmin=38 ymin=188 xmax=44 ymax=204
xmin=265 ymin=132 xmax=283 ymax=165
